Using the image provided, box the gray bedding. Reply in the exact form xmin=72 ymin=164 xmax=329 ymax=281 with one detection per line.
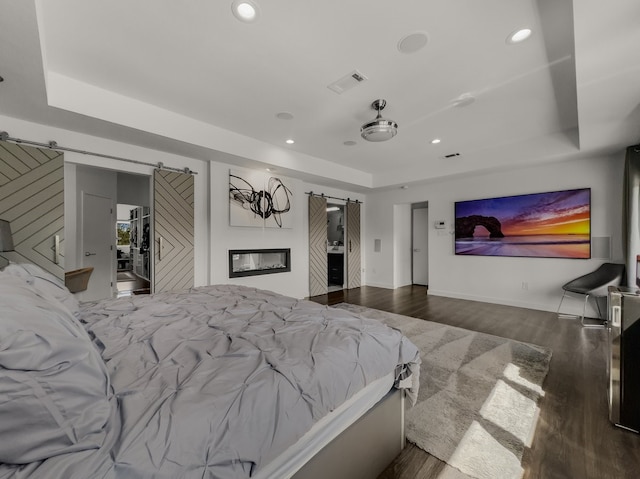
xmin=0 ymin=280 xmax=419 ymax=479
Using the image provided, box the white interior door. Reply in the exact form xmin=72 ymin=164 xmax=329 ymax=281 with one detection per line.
xmin=81 ymin=192 xmax=114 ymax=301
xmin=412 ymin=207 xmax=429 ymax=285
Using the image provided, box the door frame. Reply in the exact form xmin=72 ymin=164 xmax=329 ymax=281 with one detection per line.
xmin=411 ymin=201 xmax=429 ymax=287
xmin=327 ymin=201 xmax=346 ymax=291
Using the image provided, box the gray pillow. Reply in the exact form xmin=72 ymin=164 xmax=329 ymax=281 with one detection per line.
xmin=2 ymin=262 xmax=80 ymax=315
xmin=0 ymin=274 xmax=114 ymax=464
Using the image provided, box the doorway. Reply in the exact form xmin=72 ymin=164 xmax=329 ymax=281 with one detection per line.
xmin=71 ymin=166 xmax=151 ymax=301
xmin=327 ymin=203 xmax=345 ymax=292
xmin=116 ymin=203 xmax=150 ymax=297
xmin=412 ymin=202 xmax=429 ymax=287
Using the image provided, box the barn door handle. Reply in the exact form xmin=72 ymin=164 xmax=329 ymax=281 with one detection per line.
xmin=158 ymin=236 xmax=164 ymax=261
xmin=84 ymin=252 xmax=96 ymax=257
xmin=54 ymin=235 xmax=60 ymax=264
xmin=349 ymin=239 xmax=352 ymax=253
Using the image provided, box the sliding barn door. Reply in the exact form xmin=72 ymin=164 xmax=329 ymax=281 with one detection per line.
xmin=346 ymin=201 xmax=361 ymax=289
xmin=153 ymin=169 xmax=194 ymax=293
xmin=309 ymin=195 xmax=328 ymax=297
xmin=0 ymin=141 xmax=64 ymax=277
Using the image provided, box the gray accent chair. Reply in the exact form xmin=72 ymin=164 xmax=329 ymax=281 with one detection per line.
xmin=557 ymin=263 xmax=626 ymax=327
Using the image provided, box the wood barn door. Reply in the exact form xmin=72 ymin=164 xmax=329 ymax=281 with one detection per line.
xmin=153 ymin=169 xmax=194 ymax=293
xmin=346 ymin=201 xmax=361 ymax=289
xmin=308 ymin=195 xmax=328 ymax=297
xmin=0 ymin=141 xmax=64 ymax=277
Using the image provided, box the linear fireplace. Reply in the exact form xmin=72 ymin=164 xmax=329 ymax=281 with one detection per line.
xmin=229 ymin=248 xmax=291 ymax=278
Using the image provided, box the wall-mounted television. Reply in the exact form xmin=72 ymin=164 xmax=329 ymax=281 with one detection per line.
xmin=454 ymin=188 xmax=591 ymax=258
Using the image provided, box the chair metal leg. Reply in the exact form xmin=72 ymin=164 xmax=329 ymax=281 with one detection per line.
xmin=581 ymin=294 xmax=606 ymax=328
xmin=581 ymin=294 xmax=589 ymax=322
xmin=557 ymin=291 xmax=575 ymax=319
xmin=558 ymin=291 xmax=581 ymax=319
xmin=557 ymin=292 xmax=566 ymax=314
xmin=558 ymin=291 xmax=606 ymax=328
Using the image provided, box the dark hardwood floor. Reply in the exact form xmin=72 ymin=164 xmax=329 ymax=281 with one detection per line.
xmin=309 ymin=285 xmax=640 ymax=479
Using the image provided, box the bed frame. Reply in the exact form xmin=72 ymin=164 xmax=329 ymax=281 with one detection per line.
xmin=292 ymin=389 xmax=405 ymax=479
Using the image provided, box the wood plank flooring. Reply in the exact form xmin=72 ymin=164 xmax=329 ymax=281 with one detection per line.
xmin=309 ymin=285 xmax=640 ymax=479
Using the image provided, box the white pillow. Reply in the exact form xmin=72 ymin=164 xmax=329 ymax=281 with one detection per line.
xmin=2 ymin=262 xmax=80 ymax=315
xmin=0 ymin=274 xmax=114 ymax=464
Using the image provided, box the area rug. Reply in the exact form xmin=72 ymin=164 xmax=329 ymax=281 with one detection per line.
xmin=333 ymin=303 xmax=552 ymax=479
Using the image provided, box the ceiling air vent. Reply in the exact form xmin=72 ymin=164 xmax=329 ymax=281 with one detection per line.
xmin=328 ymin=69 xmax=368 ymax=94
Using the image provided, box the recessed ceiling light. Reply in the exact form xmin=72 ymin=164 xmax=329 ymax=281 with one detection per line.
xmin=285 ymin=139 xmax=295 ymax=144
xmin=266 ymin=167 xmax=275 ymax=172
xmin=343 ymin=140 xmax=357 ymax=146
xmin=431 ymin=138 xmax=441 ymax=144
xmin=231 ymin=0 xmax=260 ymax=23
xmin=507 ymin=28 xmax=532 ymax=44
xmin=326 ymin=206 xmax=340 ymax=212
xmin=397 ymin=32 xmax=429 ymax=54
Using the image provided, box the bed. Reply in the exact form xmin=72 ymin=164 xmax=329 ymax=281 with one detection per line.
xmin=0 ymin=263 xmax=420 ymax=479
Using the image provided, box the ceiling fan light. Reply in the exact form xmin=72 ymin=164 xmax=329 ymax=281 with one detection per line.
xmin=361 ymin=119 xmax=398 ymax=142
xmin=360 ymin=99 xmax=398 ymax=142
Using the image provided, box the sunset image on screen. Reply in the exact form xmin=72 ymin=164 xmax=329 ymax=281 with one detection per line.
xmin=454 ymin=188 xmax=591 ymax=258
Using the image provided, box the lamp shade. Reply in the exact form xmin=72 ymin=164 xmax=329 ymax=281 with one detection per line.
xmin=0 ymin=219 xmax=15 ymax=252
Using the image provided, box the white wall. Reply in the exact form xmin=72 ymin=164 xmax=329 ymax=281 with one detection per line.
xmin=16 ymin=113 xmax=614 ymax=307
xmin=364 ymin=154 xmax=625 ymax=314
xmin=1 ymin=114 xmax=210 ymax=287
xmin=208 ymin=161 xmax=365 ymax=298
xmin=117 ymin=172 xmax=150 ymax=206
xmin=1 ymin=114 xmax=368 ymax=299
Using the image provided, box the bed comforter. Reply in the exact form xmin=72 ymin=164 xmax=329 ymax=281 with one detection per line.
xmin=1 ymin=282 xmax=419 ymax=479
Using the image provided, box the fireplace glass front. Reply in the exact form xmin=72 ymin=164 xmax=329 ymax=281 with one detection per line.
xmin=229 ymin=248 xmax=291 ymax=277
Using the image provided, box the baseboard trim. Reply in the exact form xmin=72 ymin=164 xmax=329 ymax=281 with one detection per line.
xmin=427 ymin=289 xmax=558 ymax=313
xmin=363 ymin=281 xmax=394 ymax=289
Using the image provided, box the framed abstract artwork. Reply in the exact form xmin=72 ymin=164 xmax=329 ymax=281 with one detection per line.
xmin=454 ymin=188 xmax=591 ymax=258
xmin=229 ymin=169 xmax=294 ymax=228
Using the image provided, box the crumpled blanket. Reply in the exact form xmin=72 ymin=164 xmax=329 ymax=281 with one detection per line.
xmin=1 ymin=284 xmax=420 ymax=479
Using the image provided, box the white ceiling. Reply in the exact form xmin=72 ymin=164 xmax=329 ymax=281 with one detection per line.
xmin=0 ymin=0 xmax=639 ymax=191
